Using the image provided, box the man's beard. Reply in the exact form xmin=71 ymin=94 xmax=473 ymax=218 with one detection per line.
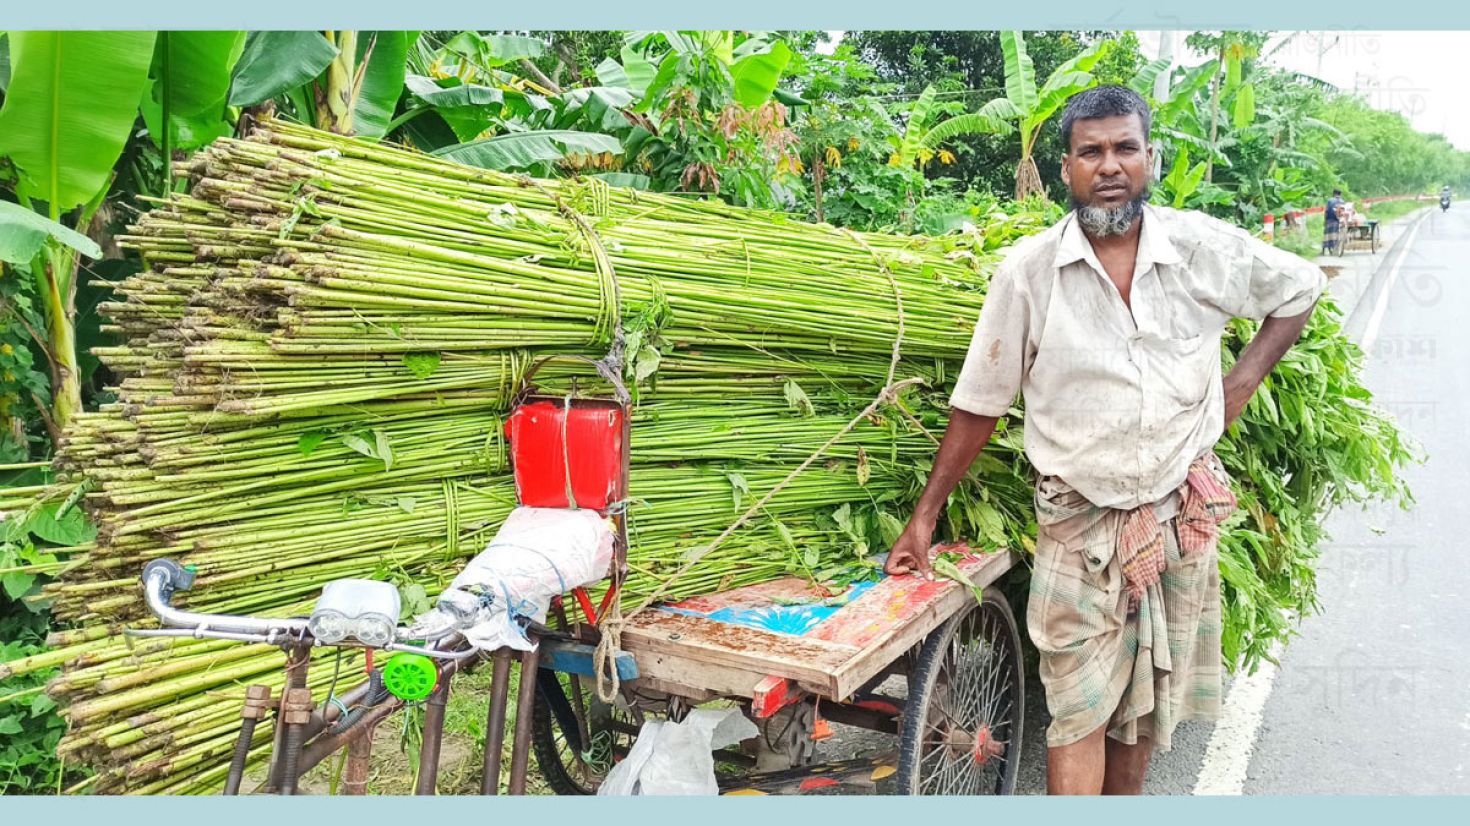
xmin=1070 ymin=183 xmax=1151 ymax=237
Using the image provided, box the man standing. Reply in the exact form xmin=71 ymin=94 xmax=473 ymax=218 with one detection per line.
xmin=884 ymin=85 xmax=1325 ymax=795
xmin=1323 ymin=188 xmax=1346 ymax=252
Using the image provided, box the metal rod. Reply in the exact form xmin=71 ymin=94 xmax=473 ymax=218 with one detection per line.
xmin=225 ymin=685 xmax=272 ymax=796
xmin=507 ymin=646 xmax=540 ymax=795
xmin=279 ymin=720 xmax=306 ymax=795
xmin=222 ymin=718 xmax=257 ymax=796
xmin=296 ymin=698 xmax=402 ymax=778
xmin=143 ymin=567 xmax=310 ymax=636
xmin=268 ymin=645 xmax=312 ymax=794
xmin=819 ymin=701 xmax=901 ymax=735
xmin=414 ymin=678 xmax=450 ymax=795
xmin=479 ymin=649 xmax=514 ymax=795
xmin=341 ymin=720 xmax=379 ymax=795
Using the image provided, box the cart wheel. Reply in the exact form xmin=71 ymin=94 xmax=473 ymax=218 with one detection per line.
xmin=896 ymin=588 xmax=1023 ymax=795
xmin=1371 ymin=224 xmax=1380 ymax=253
xmin=530 ymin=670 xmax=645 ymax=794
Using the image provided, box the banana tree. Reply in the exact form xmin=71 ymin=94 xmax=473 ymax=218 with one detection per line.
xmin=140 ymin=31 xmax=246 ymax=193
xmin=228 ymin=31 xmax=416 ymax=138
xmin=921 ymin=32 xmax=1113 ymax=200
xmin=0 ymin=31 xmax=156 ymax=430
xmin=1185 ymin=31 xmax=1267 ymax=183
xmin=386 ymin=34 xmax=630 ymax=176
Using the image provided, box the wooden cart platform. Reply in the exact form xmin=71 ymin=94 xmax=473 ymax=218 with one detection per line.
xmin=620 ymin=544 xmax=1019 ymax=709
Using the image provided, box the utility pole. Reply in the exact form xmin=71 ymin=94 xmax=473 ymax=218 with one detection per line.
xmin=1152 ymin=31 xmax=1176 ymax=181
xmin=1316 ymin=32 xmax=1340 ymax=80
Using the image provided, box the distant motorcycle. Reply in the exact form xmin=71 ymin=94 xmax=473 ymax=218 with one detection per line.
xmin=1443 ymin=194 xmax=1452 ymax=212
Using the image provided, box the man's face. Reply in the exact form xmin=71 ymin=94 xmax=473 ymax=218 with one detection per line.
xmin=1061 ymin=114 xmax=1153 ymax=211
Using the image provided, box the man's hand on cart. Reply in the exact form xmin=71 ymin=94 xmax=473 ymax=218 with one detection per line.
xmin=886 ymin=409 xmax=1003 ymax=580
xmin=885 ymin=518 xmax=936 ymax=579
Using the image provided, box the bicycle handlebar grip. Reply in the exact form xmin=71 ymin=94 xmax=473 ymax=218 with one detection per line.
xmin=142 ymin=558 xmax=197 ymax=594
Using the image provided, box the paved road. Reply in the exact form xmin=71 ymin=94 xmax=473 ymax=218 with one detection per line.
xmin=1243 ymin=204 xmax=1470 ymax=793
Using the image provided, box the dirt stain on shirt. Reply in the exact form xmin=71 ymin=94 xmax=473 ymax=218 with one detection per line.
xmin=987 ymin=338 xmax=1003 ymax=365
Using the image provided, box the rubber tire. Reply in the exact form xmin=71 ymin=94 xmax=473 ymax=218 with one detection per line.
xmin=529 ymin=673 xmax=628 ymax=795
xmin=896 ymin=588 xmax=1024 ymax=795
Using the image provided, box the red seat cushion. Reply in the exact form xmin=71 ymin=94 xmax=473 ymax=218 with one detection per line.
xmin=506 ymin=399 xmax=626 ymax=511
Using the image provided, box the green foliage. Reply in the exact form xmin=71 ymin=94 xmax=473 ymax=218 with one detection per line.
xmin=228 ymin=31 xmax=338 ymax=107
xmin=0 ymin=624 xmax=69 ymax=794
xmin=434 ymin=130 xmax=622 ymax=171
xmin=0 ymin=31 xmax=157 ymax=212
xmin=352 ymin=32 xmax=418 ymax=139
xmin=0 ymin=496 xmax=92 ymax=794
xmin=140 ymin=32 xmax=246 ymax=155
xmin=0 ymin=201 xmax=101 ymax=263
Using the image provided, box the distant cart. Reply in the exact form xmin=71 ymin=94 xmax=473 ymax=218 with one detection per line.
xmin=1330 ymin=214 xmax=1380 ymax=256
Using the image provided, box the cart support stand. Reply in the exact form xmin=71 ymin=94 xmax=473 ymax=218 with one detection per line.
xmin=480 ymin=649 xmax=514 ymax=795
xmin=415 ymin=679 xmax=451 ymax=795
xmin=508 ymin=647 xmax=541 ymax=794
xmin=342 ymin=719 xmax=380 ymax=795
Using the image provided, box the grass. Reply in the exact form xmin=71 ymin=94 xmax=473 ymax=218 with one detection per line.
xmin=294 ymin=664 xmax=553 ymax=795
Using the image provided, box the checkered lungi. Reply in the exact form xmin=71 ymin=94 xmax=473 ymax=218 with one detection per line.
xmin=1026 ymin=454 xmax=1231 ymax=750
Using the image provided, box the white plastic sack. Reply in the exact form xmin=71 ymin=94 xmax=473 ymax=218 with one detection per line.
xmin=597 ymin=708 xmax=758 ymax=796
xmin=408 ymin=506 xmax=613 ymax=651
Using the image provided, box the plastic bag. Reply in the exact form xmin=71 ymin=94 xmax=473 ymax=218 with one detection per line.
xmin=408 ymin=506 xmax=613 ymax=651
xmin=598 ymin=707 xmax=758 ymax=795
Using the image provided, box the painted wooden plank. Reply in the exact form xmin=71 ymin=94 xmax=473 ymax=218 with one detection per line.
xmin=663 ymin=577 xmax=829 ymax=614
xmin=539 ymin=640 xmax=639 ymax=682
xmin=621 ymin=611 xmax=857 ymax=697
xmin=827 ymin=550 xmax=1021 ymax=699
xmin=807 ymin=546 xmax=1013 ymax=649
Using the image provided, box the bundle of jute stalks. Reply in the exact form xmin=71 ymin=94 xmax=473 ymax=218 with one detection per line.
xmin=0 ymin=118 xmax=1410 ymax=793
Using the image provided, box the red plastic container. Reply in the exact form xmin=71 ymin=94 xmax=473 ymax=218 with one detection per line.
xmin=506 ymin=398 xmax=626 ymax=511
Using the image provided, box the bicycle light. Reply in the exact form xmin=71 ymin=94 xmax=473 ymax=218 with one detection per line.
xmin=308 ymin=579 xmax=401 ymax=646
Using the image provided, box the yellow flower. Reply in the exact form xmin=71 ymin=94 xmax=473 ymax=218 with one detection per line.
xmin=938 ymin=148 xmax=957 ymax=165
xmin=0 ymin=343 xmax=12 ymax=355
xmin=824 ymin=146 xmax=842 ymax=169
xmin=887 ymin=152 xmax=902 ymax=167
xmin=847 ymin=137 xmax=860 ymax=152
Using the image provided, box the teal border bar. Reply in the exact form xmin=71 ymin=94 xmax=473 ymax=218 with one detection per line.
xmin=1 ymin=794 xmax=1468 ymax=820
xmin=1 ymin=2 xmax=1468 ymax=30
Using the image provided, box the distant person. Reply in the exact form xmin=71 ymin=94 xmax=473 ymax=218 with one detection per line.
xmin=1323 ymin=189 xmax=1346 ymax=253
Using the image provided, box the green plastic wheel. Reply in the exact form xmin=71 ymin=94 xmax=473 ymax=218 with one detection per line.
xmin=382 ymin=653 xmax=437 ymax=702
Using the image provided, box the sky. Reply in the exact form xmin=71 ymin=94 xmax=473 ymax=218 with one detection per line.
xmin=1143 ymin=31 xmax=1470 ymax=150
xmin=821 ymin=31 xmax=1470 ymax=151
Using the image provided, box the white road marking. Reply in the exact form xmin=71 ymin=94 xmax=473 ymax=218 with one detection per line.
xmin=1359 ymin=215 xmax=1426 ymax=353
xmin=1192 ymin=640 xmax=1285 ymax=795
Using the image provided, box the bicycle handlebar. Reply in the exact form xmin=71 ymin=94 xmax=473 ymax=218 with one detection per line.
xmin=132 ymin=559 xmax=476 ymax=661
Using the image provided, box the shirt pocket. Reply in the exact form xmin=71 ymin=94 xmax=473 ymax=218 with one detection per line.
xmin=1150 ymin=333 xmax=1214 ymax=408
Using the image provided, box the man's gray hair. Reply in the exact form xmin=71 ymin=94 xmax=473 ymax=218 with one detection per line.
xmin=1060 ymin=85 xmax=1152 ymax=151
